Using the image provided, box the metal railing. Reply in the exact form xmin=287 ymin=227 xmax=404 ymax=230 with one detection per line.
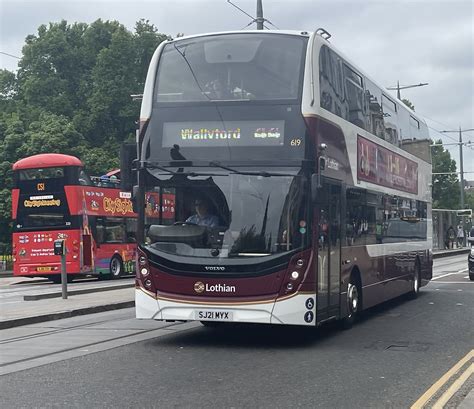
xmin=0 ymin=254 xmax=13 ymax=271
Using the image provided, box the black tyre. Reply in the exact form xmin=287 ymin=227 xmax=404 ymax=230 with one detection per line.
xmin=469 ymin=273 xmax=474 ymax=281
xmin=341 ymin=276 xmax=361 ymax=330
xmin=109 ymin=256 xmax=123 ymax=279
xmin=50 ymin=275 xmax=61 ymax=284
xmin=50 ymin=274 xmax=74 ymax=284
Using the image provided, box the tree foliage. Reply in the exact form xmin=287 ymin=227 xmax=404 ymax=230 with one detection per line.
xmin=0 ymin=19 xmax=168 ymax=252
xmin=431 ymin=139 xmax=460 ymax=209
xmin=402 ymin=98 xmax=415 ymax=111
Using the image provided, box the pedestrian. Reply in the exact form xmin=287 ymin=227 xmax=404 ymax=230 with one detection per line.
xmin=446 ymin=226 xmax=456 ymax=249
xmin=457 ymin=225 xmax=464 ymax=247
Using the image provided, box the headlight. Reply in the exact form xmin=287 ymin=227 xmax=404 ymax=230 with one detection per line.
xmin=290 ymin=271 xmax=300 ymax=280
xmin=470 ymin=247 xmax=474 ymax=257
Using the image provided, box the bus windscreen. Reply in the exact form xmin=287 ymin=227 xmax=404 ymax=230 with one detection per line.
xmin=155 ymin=34 xmax=306 ymax=103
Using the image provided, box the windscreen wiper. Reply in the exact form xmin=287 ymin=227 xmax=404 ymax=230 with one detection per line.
xmin=146 ymin=162 xmax=225 ymax=177
xmin=209 ymin=161 xmax=300 ymax=177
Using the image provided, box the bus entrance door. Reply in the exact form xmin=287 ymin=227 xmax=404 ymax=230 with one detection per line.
xmin=316 ymin=182 xmax=342 ymax=322
xmin=82 ymin=234 xmax=93 ymax=272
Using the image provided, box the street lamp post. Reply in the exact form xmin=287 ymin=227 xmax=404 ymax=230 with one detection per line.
xmin=439 ymin=128 xmax=474 ymax=210
xmin=387 ymin=81 xmax=429 ymax=100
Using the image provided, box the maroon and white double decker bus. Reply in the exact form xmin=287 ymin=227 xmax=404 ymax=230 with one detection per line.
xmin=12 ymin=153 xmax=141 ymax=282
xmin=133 ymin=29 xmax=432 ymax=327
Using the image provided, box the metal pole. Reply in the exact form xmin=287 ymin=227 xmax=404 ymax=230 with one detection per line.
xmin=397 ymin=80 xmax=401 ymax=100
xmin=256 ymin=0 xmax=264 ymax=30
xmin=459 ymin=126 xmax=465 ymax=209
xmin=61 ymin=252 xmax=67 ymax=299
xmin=459 ymin=126 xmax=466 ymax=246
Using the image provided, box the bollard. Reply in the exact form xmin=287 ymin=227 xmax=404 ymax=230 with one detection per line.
xmin=54 ymin=240 xmax=67 ymax=299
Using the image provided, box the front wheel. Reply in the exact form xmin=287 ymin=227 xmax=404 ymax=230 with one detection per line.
xmin=49 ymin=275 xmax=74 ymax=284
xmin=109 ymin=256 xmax=123 ymax=279
xmin=50 ymin=275 xmax=61 ymax=284
xmin=341 ymin=277 xmax=361 ymax=330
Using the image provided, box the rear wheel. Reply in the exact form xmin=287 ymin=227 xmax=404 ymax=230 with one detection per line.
xmin=341 ymin=276 xmax=361 ymax=330
xmin=109 ymin=256 xmax=123 ymax=279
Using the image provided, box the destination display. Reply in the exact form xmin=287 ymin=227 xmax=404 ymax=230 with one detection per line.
xmin=162 ymin=120 xmax=285 ymax=148
xmin=357 ymin=135 xmax=418 ymax=194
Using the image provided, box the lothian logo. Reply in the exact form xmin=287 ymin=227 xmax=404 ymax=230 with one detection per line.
xmin=193 ymin=281 xmax=236 ymax=294
xmin=194 ymin=281 xmax=205 ymax=293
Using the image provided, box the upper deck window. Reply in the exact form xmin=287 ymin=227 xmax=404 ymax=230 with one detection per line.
xmin=155 ymin=34 xmax=307 ymax=103
xmin=18 ymin=167 xmax=64 ymax=181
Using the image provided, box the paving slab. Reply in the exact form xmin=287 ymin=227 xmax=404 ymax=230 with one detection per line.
xmin=0 ymin=287 xmax=135 ymax=329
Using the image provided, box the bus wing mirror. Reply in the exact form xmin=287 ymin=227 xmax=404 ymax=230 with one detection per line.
xmin=132 ymin=185 xmax=139 ymax=213
xmin=120 ymin=143 xmax=137 ymax=191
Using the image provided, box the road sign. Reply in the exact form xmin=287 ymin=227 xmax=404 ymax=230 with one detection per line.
xmin=457 ymin=209 xmax=472 ymax=217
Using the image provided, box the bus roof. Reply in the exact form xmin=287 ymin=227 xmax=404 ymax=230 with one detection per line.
xmin=167 ymin=30 xmax=311 ymax=42
xmin=13 ymin=153 xmax=83 ymax=170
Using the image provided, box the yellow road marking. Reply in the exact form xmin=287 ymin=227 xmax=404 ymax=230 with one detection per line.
xmin=411 ymin=350 xmax=474 ymax=409
xmin=432 ymin=364 xmax=474 ymax=409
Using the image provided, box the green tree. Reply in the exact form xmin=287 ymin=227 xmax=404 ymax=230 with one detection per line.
xmin=465 ymin=190 xmax=474 ymax=211
xmin=0 ymin=19 xmax=170 ymax=254
xmin=402 ymin=98 xmax=415 ymax=111
xmin=431 ymin=139 xmax=460 ymax=209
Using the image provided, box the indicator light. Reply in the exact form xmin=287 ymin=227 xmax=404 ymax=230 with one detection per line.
xmin=139 ymin=256 xmax=147 ymax=265
xmin=286 ymin=282 xmax=294 ymax=291
xmin=144 ymin=279 xmax=152 ymax=288
xmin=296 ymin=259 xmax=304 ymax=267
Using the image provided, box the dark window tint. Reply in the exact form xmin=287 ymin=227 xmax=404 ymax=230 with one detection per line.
xmin=319 ymin=45 xmax=346 ymax=118
xmin=20 ymin=213 xmax=68 ymax=229
xmin=319 ymin=46 xmax=428 ymax=149
xmin=343 ymin=64 xmax=365 ymax=129
xmin=381 ymin=94 xmax=399 ymax=145
xmin=346 ymin=188 xmax=377 ymax=246
xmin=143 ymin=170 xmax=310 ymax=259
xmin=19 ymin=167 xmax=64 ymax=180
xmin=365 ymin=79 xmax=385 ymax=139
xmin=345 ymin=188 xmax=427 ymax=246
xmin=96 ymin=217 xmax=136 ymax=244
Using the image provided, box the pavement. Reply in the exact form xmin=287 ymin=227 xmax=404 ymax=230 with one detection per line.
xmin=0 ymin=277 xmax=134 ymax=329
xmin=0 ymin=249 xmax=472 ymax=408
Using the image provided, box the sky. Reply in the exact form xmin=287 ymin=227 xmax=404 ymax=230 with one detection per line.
xmin=1 ymin=0 xmax=473 ymax=176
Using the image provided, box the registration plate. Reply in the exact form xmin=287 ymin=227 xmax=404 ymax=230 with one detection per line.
xmin=195 ymin=310 xmax=233 ymax=321
xmin=37 ymin=267 xmax=53 ymax=272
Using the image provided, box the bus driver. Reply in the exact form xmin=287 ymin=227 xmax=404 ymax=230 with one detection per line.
xmin=186 ymin=198 xmax=219 ymax=228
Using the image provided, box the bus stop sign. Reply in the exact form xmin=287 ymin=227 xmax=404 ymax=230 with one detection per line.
xmin=54 ymin=240 xmax=66 ymax=256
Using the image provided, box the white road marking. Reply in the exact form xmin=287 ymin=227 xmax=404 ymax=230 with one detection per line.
xmin=432 ymin=272 xmax=461 ymax=281
xmin=433 ymin=282 xmax=473 ymax=284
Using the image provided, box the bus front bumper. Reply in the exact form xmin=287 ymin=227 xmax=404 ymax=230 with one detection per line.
xmin=135 ymin=288 xmax=316 ymax=326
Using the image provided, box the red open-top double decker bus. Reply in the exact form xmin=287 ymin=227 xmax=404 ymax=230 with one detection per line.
xmin=12 ymin=153 xmax=146 ymax=282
